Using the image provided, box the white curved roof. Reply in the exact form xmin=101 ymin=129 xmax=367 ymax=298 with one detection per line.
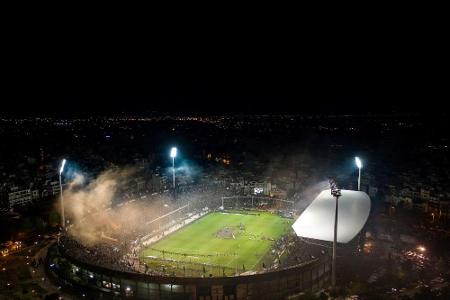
xmin=292 ymin=189 xmax=371 ymax=243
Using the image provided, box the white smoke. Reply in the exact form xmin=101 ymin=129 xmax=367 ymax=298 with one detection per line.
xmin=61 ymin=167 xmax=171 ymax=246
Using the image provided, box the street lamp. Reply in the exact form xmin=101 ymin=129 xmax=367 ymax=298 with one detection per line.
xmin=355 ymin=156 xmax=362 ymax=191
xmin=329 ymin=178 xmax=341 ymax=288
xmin=170 ymin=147 xmax=177 ymax=189
xmin=417 ymin=245 xmax=426 ymax=253
xmin=59 ymin=159 xmax=66 ymax=229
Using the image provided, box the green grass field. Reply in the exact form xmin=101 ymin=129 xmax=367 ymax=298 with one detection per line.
xmin=141 ymin=211 xmax=292 ymax=275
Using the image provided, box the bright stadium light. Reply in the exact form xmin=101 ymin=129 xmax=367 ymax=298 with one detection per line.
xmin=170 ymin=147 xmax=177 ymax=158
xmin=59 ymin=159 xmax=66 ymax=175
xmin=59 ymin=159 xmax=67 ymax=228
xmin=355 ymin=157 xmax=362 ymax=191
xmin=170 ymin=147 xmax=177 ymax=189
xmin=355 ymin=157 xmax=362 ymax=169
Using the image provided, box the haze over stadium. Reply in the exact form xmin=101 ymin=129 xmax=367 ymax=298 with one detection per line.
xmin=44 ymin=142 xmax=373 ymax=300
xmin=57 ymin=154 xmax=330 ymax=278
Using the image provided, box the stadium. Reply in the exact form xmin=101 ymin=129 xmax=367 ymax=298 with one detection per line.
xmin=46 ymin=185 xmax=332 ymax=300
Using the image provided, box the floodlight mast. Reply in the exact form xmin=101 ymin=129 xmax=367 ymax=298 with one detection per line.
xmin=59 ymin=159 xmax=66 ymax=229
xmin=329 ymin=178 xmax=341 ymax=288
xmin=170 ymin=147 xmax=177 ymax=189
xmin=355 ymin=157 xmax=362 ymax=191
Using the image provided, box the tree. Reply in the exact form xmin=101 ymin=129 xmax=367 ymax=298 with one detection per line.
xmin=299 ymin=291 xmax=319 ymax=300
xmin=21 ymin=217 xmax=33 ymax=232
xmin=348 ymin=281 xmax=369 ymax=295
xmin=436 ymin=257 xmax=446 ymax=274
xmin=413 ymin=287 xmax=436 ymax=300
xmin=401 ymin=259 xmax=413 ymax=273
xmin=329 ymin=286 xmax=347 ymax=299
xmin=48 ymin=211 xmax=60 ymax=227
xmin=33 ymin=216 xmax=47 ymax=232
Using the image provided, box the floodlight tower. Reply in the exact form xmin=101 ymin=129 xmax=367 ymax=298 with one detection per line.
xmin=170 ymin=147 xmax=177 ymax=189
xmin=329 ymin=178 xmax=341 ymax=288
xmin=59 ymin=159 xmax=66 ymax=229
xmin=355 ymin=157 xmax=363 ymax=191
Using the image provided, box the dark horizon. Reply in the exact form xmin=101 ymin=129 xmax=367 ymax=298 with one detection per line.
xmin=3 ymin=52 xmax=445 ymax=116
xmin=2 ymin=82 xmax=445 ymax=117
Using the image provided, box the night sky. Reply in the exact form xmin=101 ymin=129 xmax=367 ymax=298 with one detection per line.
xmin=3 ymin=34 xmax=445 ymax=116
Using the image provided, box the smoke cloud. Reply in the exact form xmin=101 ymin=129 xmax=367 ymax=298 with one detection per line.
xmin=63 ymin=167 xmax=174 ymax=246
xmin=61 ymin=150 xmax=336 ymax=246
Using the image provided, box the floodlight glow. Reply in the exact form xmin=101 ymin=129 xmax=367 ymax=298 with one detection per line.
xmin=59 ymin=159 xmax=66 ymax=175
xmin=355 ymin=156 xmax=362 ymax=169
xmin=170 ymin=147 xmax=177 ymax=158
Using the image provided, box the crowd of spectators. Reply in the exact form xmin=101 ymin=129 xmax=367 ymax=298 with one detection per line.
xmin=59 ymin=235 xmax=137 ymax=273
xmin=279 ymin=234 xmax=328 ymax=268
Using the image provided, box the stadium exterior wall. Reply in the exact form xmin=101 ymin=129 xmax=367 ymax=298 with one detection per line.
xmin=46 ymin=244 xmax=331 ymax=300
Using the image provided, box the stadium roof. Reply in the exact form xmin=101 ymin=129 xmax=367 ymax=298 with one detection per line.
xmin=292 ymin=189 xmax=371 ymax=243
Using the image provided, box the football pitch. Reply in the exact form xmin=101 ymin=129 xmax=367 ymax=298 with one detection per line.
xmin=141 ymin=211 xmax=293 ymax=274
